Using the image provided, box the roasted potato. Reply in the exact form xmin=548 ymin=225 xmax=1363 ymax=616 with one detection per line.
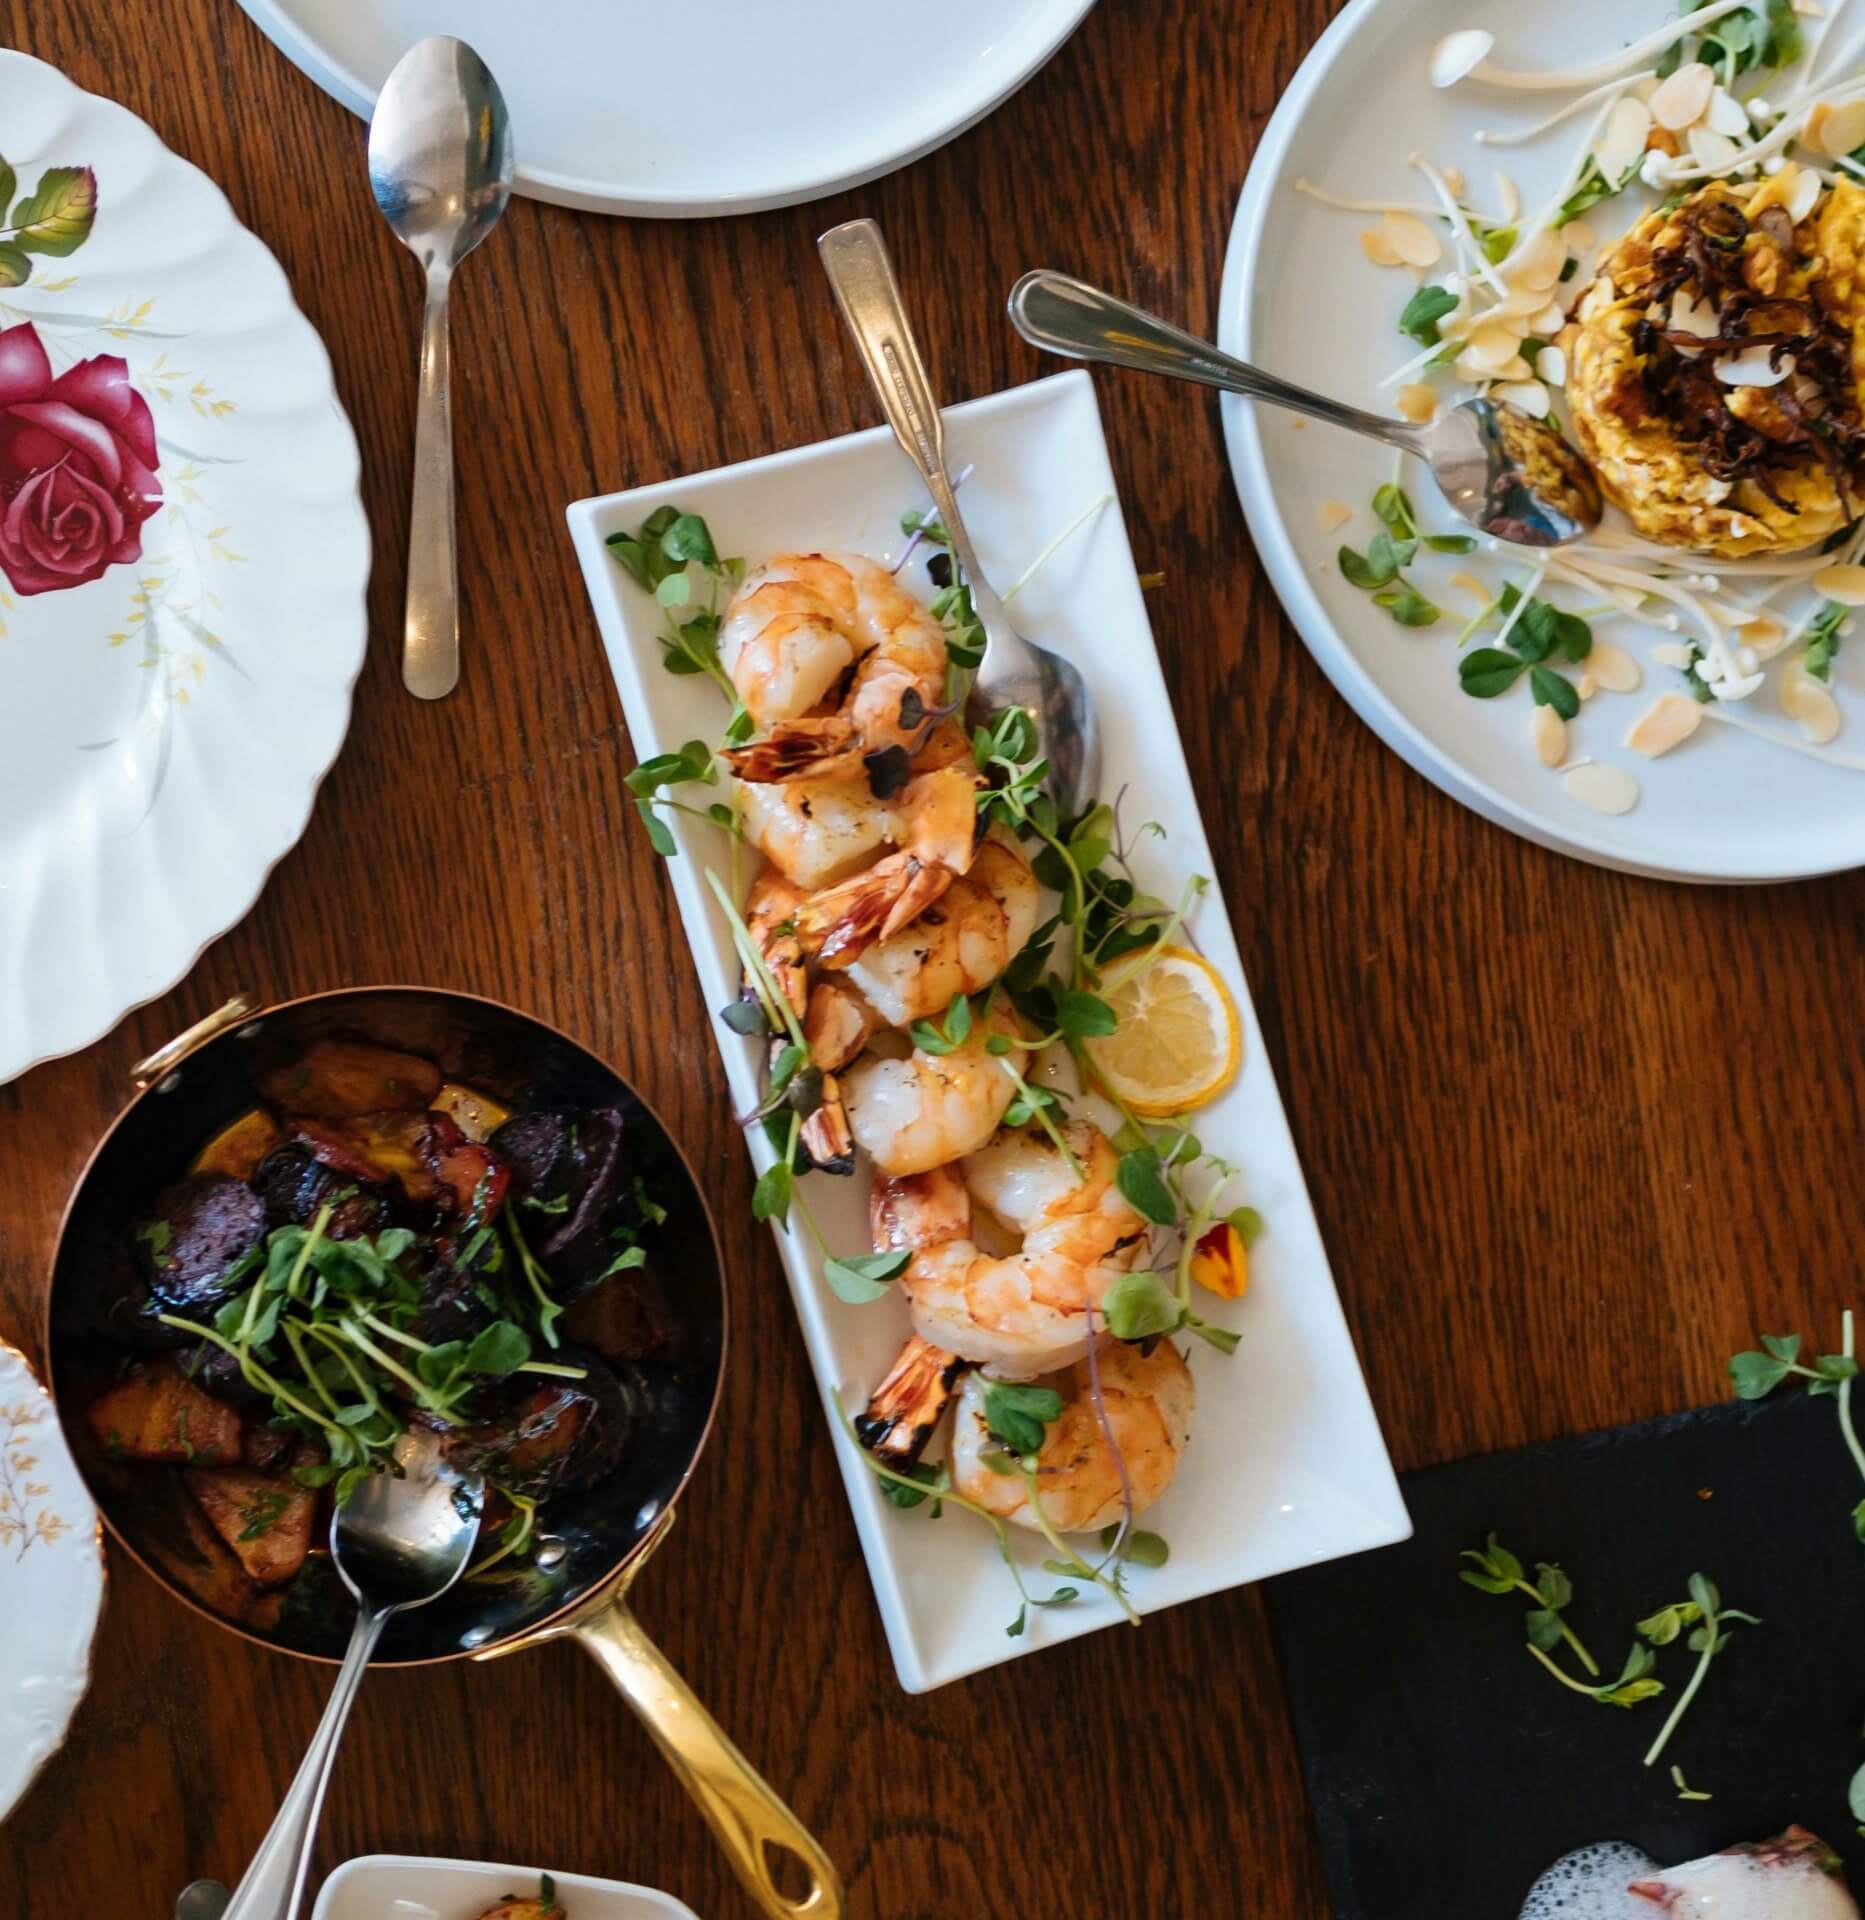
xmin=183 ymin=1465 xmax=316 ymax=1586
xmin=135 ymin=1176 xmax=268 ymax=1313
xmin=189 ymin=1107 xmax=285 ymax=1181
xmin=447 ymin=1350 xmax=631 ymax=1498
xmin=88 ymin=1362 xmax=243 ymax=1465
xmin=259 ymin=1039 xmax=442 ymax=1119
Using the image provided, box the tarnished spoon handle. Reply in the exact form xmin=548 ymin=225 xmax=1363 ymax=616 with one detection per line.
xmin=817 ymin=219 xmax=1020 ymax=648
xmin=403 ymin=270 xmax=459 ymax=700
xmin=219 ymin=1603 xmax=391 ymax=1920
xmin=1007 ymin=268 xmax=1415 ymax=450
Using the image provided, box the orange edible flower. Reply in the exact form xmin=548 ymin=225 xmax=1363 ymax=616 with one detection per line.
xmin=1189 ymin=1221 xmax=1248 ymax=1300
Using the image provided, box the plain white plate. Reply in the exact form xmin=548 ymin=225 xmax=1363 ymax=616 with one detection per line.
xmin=0 ymin=52 xmax=368 ymax=1082
xmin=313 ymin=1855 xmax=698 ymax=1920
xmin=0 ymin=1339 xmax=103 ymax=1828
xmin=234 ymin=0 xmax=1098 ymax=217
xmin=567 ymin=371 xmax=1409 ymax=1693
xmin=1219 ymin=0 xmax=1865 ymax=882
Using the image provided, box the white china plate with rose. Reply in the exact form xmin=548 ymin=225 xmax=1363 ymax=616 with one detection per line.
xmin=1219 ymin=0 xmax=1865 ymax=882
xmin=313 ymin=1855 xmax=698 ymax=1920
xmin=567 ymin=372 xmax=1409 ymax=1693
xmin=0 ymin=1338 xmax=102 ymax=1827
xmin=0 ymin=52 xmax=368 ymax=1083
xmin=233 ymin=0 xmax=1097 ymax=218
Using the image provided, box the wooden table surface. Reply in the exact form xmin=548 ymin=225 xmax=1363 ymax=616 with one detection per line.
xmin=3 ymin=2 xmax=1862 ymax=1915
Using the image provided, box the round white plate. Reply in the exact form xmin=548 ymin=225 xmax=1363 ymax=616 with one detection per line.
xmin=1219 ymin=0 xmax=1865 ymax=883
xmin=234 ymin=0 xmax=1098 ymax=217
xmin=0 ymin=52 xmax=368 ymax=1082
xmin=0 ymin=1339 xmax=102 ymax=1825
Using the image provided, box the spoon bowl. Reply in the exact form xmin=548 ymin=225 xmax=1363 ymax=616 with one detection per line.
xmin=1008 ymin=269 xmax=1602 ymax=549
xmin=369 ymin=37 xmax=514 ymax=700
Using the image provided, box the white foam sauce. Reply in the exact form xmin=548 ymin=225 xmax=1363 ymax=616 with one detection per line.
xmin=1520 ymin=1840 xmax=1659 ymax=1920
xmin=1523 ymin=1840 xmax=1860 ymax=1919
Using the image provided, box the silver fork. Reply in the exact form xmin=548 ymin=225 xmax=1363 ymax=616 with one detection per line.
xmin=817 ymin=218 xmax=1102 ymax=823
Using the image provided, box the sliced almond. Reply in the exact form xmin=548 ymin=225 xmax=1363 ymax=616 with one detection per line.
xmin=1448 ymin=570 xmax=1491 ymax=605
xmin=1317 ymin=498 xmax=1353 ymax=533
xmin=1361 ymin=228 xmax=1403 ymax=267
xmin=1651 ymin=61 xmax=1715 ymax=132
xmin=1651 ymin=640 xmax=1696 ymax=669
xmin=1817 ymin=97 xmax=1865 ymax=158
xmin=1429 ymin=28 xmax=1494 ymax=87
xmin=1495 ymin=170 xmax=1522 ymax=222
xmin=1563 ymin=763 xmax=1641 ymax=815
xmin=1492 ymin=378 xmax=1551 ymax=417
xmin=1812 ymin=562 xmax=1865 ymax=604
xmin=1595 ymin=96 xmax=1656 ymax=185
xmin=1443 ymin=165 xmax=1466 ymax=198
xmin=1531 ymin=705 xmax=1569 ymax=767
xmin=1531 ymin=300 xmax=1569 ymax=335
xmin=1498 ymin=283 xmax=1554 ymax=320
xmin=1795 ymin=0 xmax=1825 ymax=16
xmin=1587 ymin=639 xmax=1643 ymax=692
xmin=1396 ymin=383 xmax=1439 ymax=423
xmin=1463 ymin=319 xmax=1530 ymax=371
xmin=1716 ymin=345 xmax=1793 ymax=387
xmin=1669 ymin=290 xmax=1720 ymax=340
xmin=1536 ymin=345 xmax=1569 ymax=388
xmin=1511 ymin=226 xmax=1570 ymax=293
xmin=1563 ymin=218 xmax=1596 ymax=255
xmin=1735 ymin=613 xmax=1789 ymax=660
xmin=1782 ymin=658 xmax=1842 ymax=743
xmin=1383 ymin=211 xmax=1443 ymax=269
xmin=1705 ymin=85 xmax=1751 ymax=139
xmin=1687 ymin=125 xmax=1742 ymax=172
xmin=1624 ymin=693 xmax=1705 ymax=758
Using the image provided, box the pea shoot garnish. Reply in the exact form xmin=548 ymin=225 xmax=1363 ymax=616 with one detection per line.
xmin=1638 ymin=1574 xmax=1760 ymax=1770
xmin=1730 ymin=1315 xmax=1865 ymax=1541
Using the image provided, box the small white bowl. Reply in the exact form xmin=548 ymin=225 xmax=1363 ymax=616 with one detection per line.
xmin=312 ymin=1855 xmax=699 ymax=1920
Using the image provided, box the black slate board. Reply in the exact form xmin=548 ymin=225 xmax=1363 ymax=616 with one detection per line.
xmin=1266 ymin=1391 xmax=1865 ymax=1919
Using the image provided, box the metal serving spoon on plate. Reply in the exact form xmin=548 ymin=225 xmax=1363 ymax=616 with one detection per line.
xmin=369 ymin=36 xmax=515 ymax=699
xmin=1008 ymin=269 xmax=1602 ymax=549
xmin=819 ymin=219 xmax=1102 ymax=822
xmin=181 ymin=1427 xmax=483 ymax=1920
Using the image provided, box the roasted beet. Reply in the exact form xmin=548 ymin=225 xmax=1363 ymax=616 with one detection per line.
xmin=135 ymin=1176 xmax=268 ymax=1313
xmin=445 ymin=1348 xmax=631 ymax=1498
xmin=178 ymin=1340 xmax=271 ymax=1411
xmin=417 ymin=1228 xmax=509 ymax=1347
xmin=490 ymin=1108 xmax=625 ymax=1261
xmin=253 ymin=1144 xmax=390 ymax=1241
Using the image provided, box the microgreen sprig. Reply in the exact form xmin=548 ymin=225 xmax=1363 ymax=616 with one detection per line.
xmin=1459 ymin=1532 xmax=1602 ymax=1678
xmin=1640 ymin=1573 xmax=1760 ymax=1770
xmin=1730 ymin=1317 xmax=1865 ymax=1542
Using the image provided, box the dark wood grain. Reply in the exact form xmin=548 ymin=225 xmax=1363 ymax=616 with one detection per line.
xmin=0 ymin=1 xmax=1861 ymax=1915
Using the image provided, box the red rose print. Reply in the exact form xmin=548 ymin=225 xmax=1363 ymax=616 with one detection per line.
xmin=0 ymin=320 xmax=161 ymax=596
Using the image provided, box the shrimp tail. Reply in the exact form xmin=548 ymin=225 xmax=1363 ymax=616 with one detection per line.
xmin=855 ymin=1334 xmax=965 ymax=1464
xmin=722 ymin=716 xmax=863 ymax=784
xmin=796 ymin=852 xmax=959 ymax=969
xmin=800 ymin=1070 xmax=855 ymax=1177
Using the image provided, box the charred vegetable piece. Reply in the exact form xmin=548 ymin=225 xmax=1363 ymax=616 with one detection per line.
xmin=180 ymin=1339 xmax=271 ymax=1411
xmin=424 ymin=1114 xmax=510 ymax=1222
xmin=183 ymin=1466 xmax=316 ymax=1586
xmin=431 ymin=1080 xmax=512 ymax=1143
xmin=290 ymin=1111 xmax=509 ymax=1219
xmin=559 ymin=1267 xmax=673 ymax=1361
xmin=240 ymin=1419 xmax=296 ymax=1474
xmin=253 ymin=1143 xmax=390 ymax=1241
xmin=189 ymin=1107 xmax=284 ymax=1181
xmin=88 ymin=1362 xmax=243 ymax=1465
xmin=490 ymin=1108 xmax=626 ymax=1262
xmin=855 ymin=1334 xmax=964 ymax=1465
xmin=259 ymin=1038 xmax=443 ymax=1119
xmin=447 ymin=1349 xmax=631 ymax=1498
xmin=418 ymin=1232 xmax=508 ymax=1346
xmin=135 ymin=1176 xmax=267 ymax=1312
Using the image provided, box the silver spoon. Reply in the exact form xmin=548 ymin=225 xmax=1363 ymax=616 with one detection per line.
xmin=369 ymin=37 xmax=514 ymax=700
xmin=211 ymin=1427 xmax=483 ymax=1920
xmin=819 ymin=220 xmax=1101 ymax=822
xmin=1008 ymin=269 xmax=1602 ymax=549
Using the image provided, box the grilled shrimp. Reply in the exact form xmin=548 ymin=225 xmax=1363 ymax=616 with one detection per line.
xmin=949 ymin=1339 xmax=1195 ymax=1533
xmin=869 ymin=1121 xmax=1149 ymax=1377
xmin=842 ymin=998 xmax=1030 ymax=1176
xmin=722 ymin=552 xmax=948 ymax=774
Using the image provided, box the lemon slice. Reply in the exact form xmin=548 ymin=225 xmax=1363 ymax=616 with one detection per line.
xmin=1084 ymin=945 xmax=1241 ymax=1116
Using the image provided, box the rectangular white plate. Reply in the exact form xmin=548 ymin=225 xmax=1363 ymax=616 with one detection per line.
xmin=312 ymin=1854 xmax=697 ymax=1920
xmin=567 ymin=370 xmax=1409 ymax=1691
